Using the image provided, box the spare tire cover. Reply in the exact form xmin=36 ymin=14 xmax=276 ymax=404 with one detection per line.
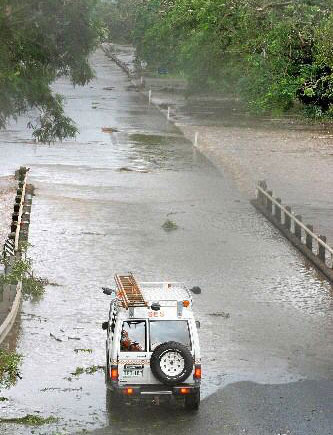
xmin=150 ymin=341 xmax=193 ymax=386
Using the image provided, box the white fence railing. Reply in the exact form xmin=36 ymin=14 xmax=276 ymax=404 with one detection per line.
xmin=255 ymin=180 xmax=333 ymax=267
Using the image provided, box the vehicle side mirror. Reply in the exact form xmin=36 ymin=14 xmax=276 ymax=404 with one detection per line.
xmin=102 ymin=287 xmax=114 ymax=296
xmin=190 ymin=286 xmax=201 ymax=295
xmin=102 ymin=321 xmax=108 ymax=330
xmin=195 ymin=320 xmax=201 ymax=329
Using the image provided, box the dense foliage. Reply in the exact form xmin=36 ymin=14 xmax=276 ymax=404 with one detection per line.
xmin=96 ymin=0 xmax=139 ymax=43
xmin=125 ymin=0 xmax=333 ymax=117
xmin=0 ymin=0 xmax=101 ymax=142
xmin=0 ymin=348 xmax=22 ymax=389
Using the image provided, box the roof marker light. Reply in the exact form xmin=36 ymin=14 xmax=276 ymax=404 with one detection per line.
xmin=151 ymin=302 xmax=161 ymax=311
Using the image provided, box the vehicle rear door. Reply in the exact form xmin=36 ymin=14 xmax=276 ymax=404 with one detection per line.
xmin=117 ymin=320 xmax=150 ymax=384
xmin=148 ymin=319 xmax=194 ymax=383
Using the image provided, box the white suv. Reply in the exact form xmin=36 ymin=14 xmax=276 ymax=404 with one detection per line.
xmin=102 ymin=274 xmax=201 ymax=410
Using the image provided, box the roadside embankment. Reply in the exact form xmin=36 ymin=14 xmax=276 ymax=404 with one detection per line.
xmin=103 ymin=43 xmax=333 ymax=246
xmin=0 ymin=167 xmax=33 ymax=344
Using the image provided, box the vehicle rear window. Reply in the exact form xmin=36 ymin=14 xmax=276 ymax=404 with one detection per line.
xmin=149 ymin=320 xmax=191 ymax=351
xmin=120 ymin=320 xmax=146 ymax=352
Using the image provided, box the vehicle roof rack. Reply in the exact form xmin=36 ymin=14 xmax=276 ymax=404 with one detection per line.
xmin=114 ymin=273 xmax=147 ymax=309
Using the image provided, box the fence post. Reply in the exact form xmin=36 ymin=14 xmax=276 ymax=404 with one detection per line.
xmin=275 ymin=198 xmax=282 ymax=223
xmin=257 ymin=180 xmax=267 ymax=204
xmin=284 ymin=206 xmax=291 ymax=231
xmin=194 ymin=132 xmax=199 ymax=147
xmin=306 ymin=225 xmax=313 ymax=251
xmin=318 ymin=235 xmax=326 ymax=263
xmin=294 ymin=215 xmax=302 ymax=239
xmin=266 ymin=191 xmax=273 ymax=214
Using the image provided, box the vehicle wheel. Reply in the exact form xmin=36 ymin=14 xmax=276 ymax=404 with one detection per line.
xmin=150 ymin=341 xmax=193 ymax=386
xmin=185 ymin=389 xmax=200 ymax=411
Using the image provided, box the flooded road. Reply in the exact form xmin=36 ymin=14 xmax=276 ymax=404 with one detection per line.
xmin=0 ymin=49 xmax=332 ymax=434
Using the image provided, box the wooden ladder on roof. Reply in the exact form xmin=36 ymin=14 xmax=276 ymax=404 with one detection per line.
xmin=114 ymin=273 xmax=147 ymax=308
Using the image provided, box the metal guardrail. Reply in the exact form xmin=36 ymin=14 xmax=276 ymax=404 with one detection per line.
xmin=255 ymin=180 xmax=333 ymax=264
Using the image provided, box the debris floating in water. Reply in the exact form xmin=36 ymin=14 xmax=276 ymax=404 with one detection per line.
xmin=209 ymin=312 xmax=230 ymax=319
xmin=162 ymin=219 xmax=178 ymax=232
xmin=101 ymin=127 xmax=118 ymax=133
xmin=118 ymin=167 xmax=149 ymax=173
xmin=70 ymin=365 xmax=104 ymax=376
xmin=49 ymin=333 xmax=62 ymax=342
xmin=0 ymin=414 xmax=58 ymax=426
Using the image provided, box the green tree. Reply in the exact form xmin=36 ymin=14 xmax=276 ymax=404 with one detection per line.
xmin=132 ymin=0 xmax=333 ymax=117
xmin=0 ymin=0 xmax=101 ymax=143
xmin=96 ymin=0 xmax=140 ymax=43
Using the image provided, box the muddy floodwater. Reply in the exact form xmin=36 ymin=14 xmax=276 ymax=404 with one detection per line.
xmin=114 ymin=42 xmax=333 ymax=243
xmin=0 ymin=50 xmax=332 ymax=434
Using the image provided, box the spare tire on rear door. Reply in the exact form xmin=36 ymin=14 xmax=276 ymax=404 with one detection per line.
xmin=150 ymin=341 xmax=193 ymax=386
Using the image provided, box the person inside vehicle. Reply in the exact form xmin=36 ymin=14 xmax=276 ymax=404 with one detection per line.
xmin=120 ymin=329 xmax=143 ymax=352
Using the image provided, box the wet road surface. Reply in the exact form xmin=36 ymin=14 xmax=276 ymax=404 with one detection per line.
xmin=0 ymin=49 xmax=332 ymax=434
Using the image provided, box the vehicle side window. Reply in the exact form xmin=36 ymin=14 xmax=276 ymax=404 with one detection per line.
xmin=120 ymin=320 xmax=146 ymax=352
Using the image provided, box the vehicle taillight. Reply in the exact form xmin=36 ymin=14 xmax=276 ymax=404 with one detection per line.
xmin=124 ymin=387 xmax=134 ymax=395
xmin=180 ymin=387 xmax=190 ymax=394
xmin=194 ymin=364 xmax=201 ymax=379
xmin=110 ymin=365 xmax=118 ymax=381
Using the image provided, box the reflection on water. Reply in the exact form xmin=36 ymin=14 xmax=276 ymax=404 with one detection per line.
xmin=0 ymin=49 xmax=332 ymax=434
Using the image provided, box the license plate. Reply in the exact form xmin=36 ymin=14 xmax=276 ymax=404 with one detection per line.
xmin=123 ymin=364 xmax=144 ymax=377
